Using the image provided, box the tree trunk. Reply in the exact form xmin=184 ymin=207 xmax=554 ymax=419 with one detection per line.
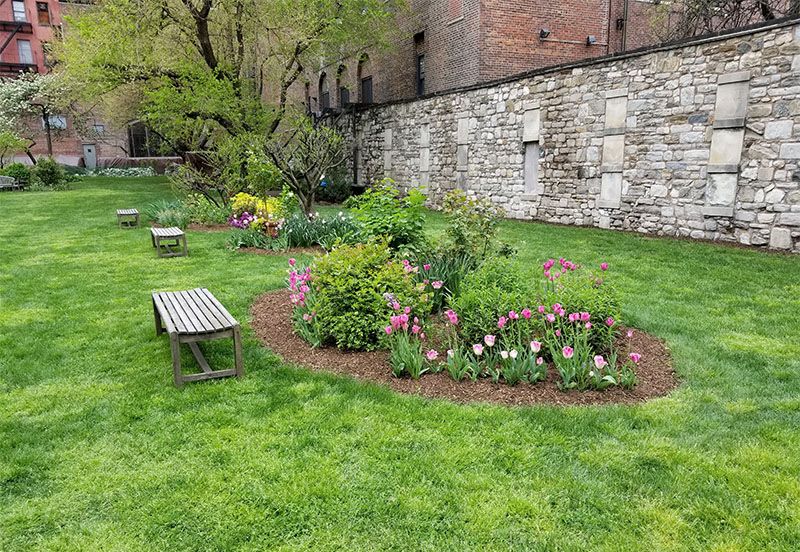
xmin=42 ymin=107 xmax=53 ymax=157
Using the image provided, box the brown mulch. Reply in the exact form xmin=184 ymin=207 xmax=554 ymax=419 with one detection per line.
xmin=238 ymin=246 xmax=325 ymax=257
xmin=251 ymin=290 xmax=680 ymax=407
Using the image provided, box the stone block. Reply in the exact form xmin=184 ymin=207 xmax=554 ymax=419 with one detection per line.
xmin=523 ymin=109 xmax=541 ymax=142
xmin=706 ymin=173 xmax=738 ymax=207
xmin=780 ymin=143 xmax=800 ymax=159
xmin=779 ymin=212 xmax=800 ymax=226
xmin=709 ymin=128 xmax=745 ymax=166
xmin=764 ymin=120 xmax=794 ymax=140
xmin=457 ymin=118 xmax=469 ymax=145
xmin=599 ymin=173 xmax=622 ymax=206
xmin=769 ymin=227 xmax=793 ymax=249
xmin=602 ymin=134 xmax=625 ymax=166
xmin=605 ymin=96 xmax=628 ymax=129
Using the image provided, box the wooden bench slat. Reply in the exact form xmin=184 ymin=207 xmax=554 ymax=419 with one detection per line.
xmin=172 ymin=291 xmax=211 ymax=333
xmin=199 ymin=288 xmax=238 ymax=326
xmin=183 ymin=289 xmax=228 ymax=332
xmin=152 ymin=294 xmax=177 ymax=334
xmin=159 ymin=292 xmax=194 ymax=333
xmin=187 ymin=289 xmax=232 ymax=329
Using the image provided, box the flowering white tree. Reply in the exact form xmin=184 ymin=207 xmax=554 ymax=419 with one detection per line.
xmin=0 ymin=73 xmax=72 ymax=163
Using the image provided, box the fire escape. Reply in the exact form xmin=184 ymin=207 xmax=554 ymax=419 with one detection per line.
xmin=0 ymin=0 xmax=36 ymax=75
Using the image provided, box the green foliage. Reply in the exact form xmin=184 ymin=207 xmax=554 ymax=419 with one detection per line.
xmin=442 ymin=189 xmax=504 ymax=258
xmin=415 ymin=249 xmax=478 ymax=312
xmin=345 ymin=180 xmax=427 ymax=252
xmin=452 ymin=258 xmax=538 ymax=345
xmin=283 ymin=212 xmax=361 ymax=250
xmin=185 ymin=193 xmax=232 ymax=224
xmin=313 ymin=242 xmax=429 ymax=351
xmin=549 ymin=270 xmax=621 ymax=351
xmin=32 ymin=158 xmax=67 ymax=189
xmin=226 ymin=228 xmax=273 ymax=250
xmin=0 ymin=162 xmax=32 ymax=186
xmin=317 ymin=165 xmax=353 ymax=204
xmin=143 ymin=199 xmax=190 ymax=229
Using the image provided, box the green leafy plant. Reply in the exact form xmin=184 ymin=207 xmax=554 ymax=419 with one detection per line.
xmin=32 ymin=157 xmax=67 ymax=189
xmin=0 ymin=162 xmax=32 ymax=186
xmin=185 ymin=194 xmax=232 ymax=224
xmin=442 ymin=189 xmax=504 ymax=258
xmin=226 ymin=228 xmax=273 ymax=250
xmin=312 ymin=242 xmax=429 ymax=351
xmin=143 ymin=199 xmax=190 ymax=229
xmin=345 ymin=179 xmax=427 ymax=252
xmin=414 ymin=249 xmax=478 ymax=312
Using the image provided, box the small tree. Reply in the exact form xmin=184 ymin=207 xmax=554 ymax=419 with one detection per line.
xmin=0 ymin=73 xmax=72 ymax=163
xmin=653 ymin=1 xmax=800 ymax=41
xmin=0 ymin=131 xmax=27 ymax=168
xmin=265 ymin=115 xmax=348 ymax=216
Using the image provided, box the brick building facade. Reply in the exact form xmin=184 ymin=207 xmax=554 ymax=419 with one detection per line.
xmin=0 ymin=0 xmax=147 ymax=167
xmin=307 ymin=0 xmax=672 ymax=109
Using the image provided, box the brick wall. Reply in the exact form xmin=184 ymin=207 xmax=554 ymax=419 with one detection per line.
xmin=345 ymin=19 xmax=800 ymax=253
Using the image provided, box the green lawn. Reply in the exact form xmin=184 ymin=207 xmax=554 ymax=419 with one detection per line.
xmin=2 ymin=178 xmax=800 ymax=551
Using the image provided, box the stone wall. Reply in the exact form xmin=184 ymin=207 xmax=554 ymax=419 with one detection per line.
xmin=348 ymin=19 xmax=800 ymax=252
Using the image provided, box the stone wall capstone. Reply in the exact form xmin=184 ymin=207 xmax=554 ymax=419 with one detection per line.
xmin=346 ymin=19 xmax=800 ymax=253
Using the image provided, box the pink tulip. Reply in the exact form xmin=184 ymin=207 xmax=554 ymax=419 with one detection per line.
xmin=530 ymin=340 xmax=542 ymax=353
xmin=536 ymin=356 xmax=544 ymax=365
xmin=411 ymin=325 xmax=421 ymax=334
xmin=552 ymin=303 xmax=562 ymax=312
xmin=546 ymin=313 xmax=556 ymax=323
xmin=384 ymin=326 xmax=392 ymax=335
xmin=510 ymin=350 xmax=518 ymax=360
xmin=500 ymin=351 xmax=509 ymax=360
xmin=392 ymin=302 xmax=401 ymax=311
xmin=509 ymin=310 xmax=519 ymax=320
xmin=600 ymin=262 xmax=608 ymax=271
xmin=426 ymin=349 xmax=438 ymax=361
xmin=404 ymin=306 xmax=411 ymax=315
xmin=585 ymin=322 xmax=592 ymax=330
xmin=432 ymin=281 xmax=444 ymax=290
xmin=423 ymin=264 xmax=431 ymax=271
xmin=538 ymin=305 xmax=546 ymax=314
xmin=629 ymin=352 xmax=641 ymax=364
xmin=288 ymin=258 xmax=296 ymax=267
xmin=445 ymin=310 xmax=459 ymax=325
xmin=473 ymin=344 xmax=484 ymax=356
xmin=606 ymin=317 xmax=615 ymax=327
xmin=555 ymin=329 xmax=561 ymax=337
xmin=594 ymin=355 xmax=607 ymax=369
xmin=484 ymin=335 xmax=496 ymax=347
xmin=568 ymin=313 xmax=579 ymax=323
xmin=562 ymin=346 xmax=574 ymax=359
xmin=521 ymin=308 xmax=532 ymax=319
xmin=497 ymin=316 xmax=508 ymax=329
xmin=627 ymin=329 xmax=634 ymax=338
xmin=580 ymin=312 xmax=591 ymax=322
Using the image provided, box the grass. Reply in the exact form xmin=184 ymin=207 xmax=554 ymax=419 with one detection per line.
xmin=1 ymin=178 xmax=800 ymax=551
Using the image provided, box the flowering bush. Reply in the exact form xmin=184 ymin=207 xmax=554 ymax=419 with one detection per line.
xmin=311 ymin=242 xmax=430 ymax=351
xmin=441 ymin=189 xmax=505 ymax=258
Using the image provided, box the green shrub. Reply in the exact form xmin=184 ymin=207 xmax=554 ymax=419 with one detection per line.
xmin=452 ymin=257 xmax=539 ymax=345
xmin=186 ymin=194 xmax=232 ymax=224
xmin=314 ymin=242 xmax=430 ymax=351
xmin=345 ymin=179 xmax=426 ymax=253
xmin=442 ymin=189 xmax=505 ymax=258
xmin=415 ymin=248 xmax=478 ymax=313
xmin=1 ymin=163 xmax=33 ymax=186
xmin=143 ymin=199 xmax=190 ymax=229
xmin=32 ymin=157 xmax=67 ymax=188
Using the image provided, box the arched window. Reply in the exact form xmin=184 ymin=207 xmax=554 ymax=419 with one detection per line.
xmin=336 ymin=64 xmax=349 ymax=107
xmin=319 ymin=72 xmax=330 ymax=110
xmin=357 ymin=54 xmax=372 ymax=104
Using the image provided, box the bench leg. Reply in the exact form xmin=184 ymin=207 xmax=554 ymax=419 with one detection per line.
xmin=181 ymin=235 xmax=188 ymax=257
xmin=233 ymin=325 xmax=244 ymax=378
xmin=153 ymin=298 xmax=164 ymax=336
xmin=170 ymin=333 xmax=183 ymax=387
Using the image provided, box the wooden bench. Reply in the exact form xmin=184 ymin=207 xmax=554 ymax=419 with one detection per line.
xmin=117 ymin=208 xmax=139 ymax=228
xmin=150 ymin=226 xmax=187 ymax=257
xmin=152 ymin=288 xmax=243 ymax=387
xmin=0 ymin=175 xmax=23 ymax=191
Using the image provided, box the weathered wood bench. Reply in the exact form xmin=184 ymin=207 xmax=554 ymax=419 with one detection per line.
xmin=150 ymin=226 xmax=187 ymax=257
xmin=116 ymin=208 xmax=140 ymax=228
xmin=152 ymin=288 xmax=243 ymax=387
xmin=0 ymin=175 xmax=23 ymax=191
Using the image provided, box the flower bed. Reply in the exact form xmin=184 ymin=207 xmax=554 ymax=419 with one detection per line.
xmin=251 ymin=290 xmax=677 ymax=406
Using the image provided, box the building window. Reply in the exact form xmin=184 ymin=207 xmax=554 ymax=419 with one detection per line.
xmin=93 ymin=123 xmax=106 ymax=135
xmin=36 ymin=2 xmax=50 ymax=25
xmin=42 ymin=114 xmax=67 ymax=130
xmin=12 ymin=1 xmax=27 ymax=22
xmin=17 ymin=40 xmax=34 ymax=64
xmin=416 ymin=54 xmax=425 ymax=96
xmin=360 ymin=77 xmax=373 ymax=104
xmin=319 ymin=73 xmax=330 ymax=111
xmin=339 ymin=87 xmax=350 ymax=106
xmin=128 ymin=121 xmax=164 ymax=157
